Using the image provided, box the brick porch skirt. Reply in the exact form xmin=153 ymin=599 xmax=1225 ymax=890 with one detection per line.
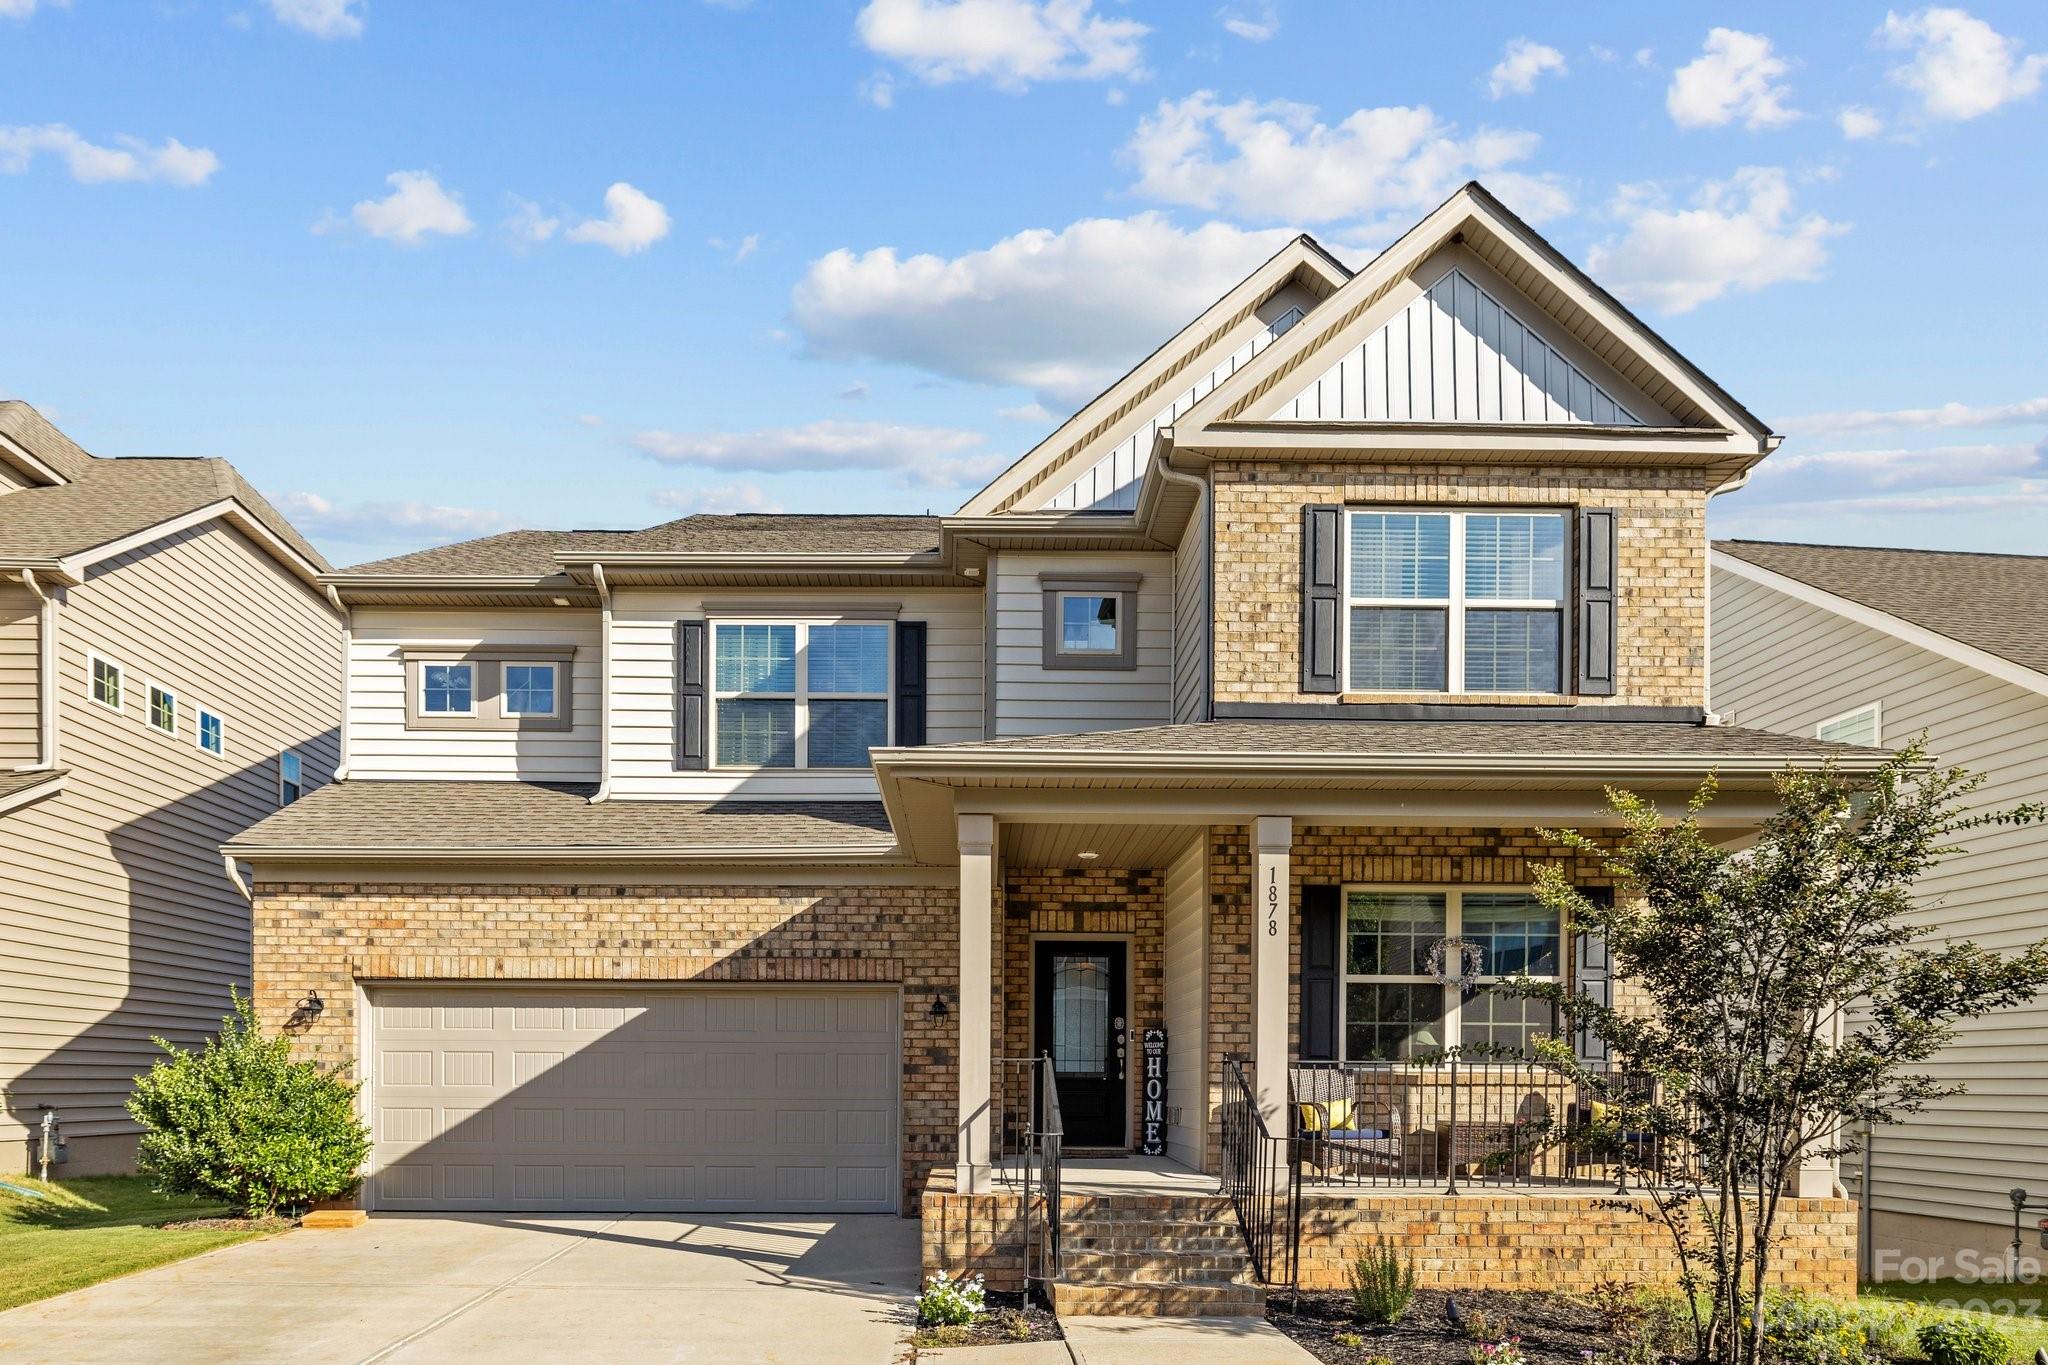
xmin=920 ymin=1179 xmax=1858 ymax=1298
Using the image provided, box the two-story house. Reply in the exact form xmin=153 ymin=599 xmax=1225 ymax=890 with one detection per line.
xmin=229 ymin=183 xmax=1869 ymax=1309
xmin=0 ymin=402 xmax=343 ymax=1175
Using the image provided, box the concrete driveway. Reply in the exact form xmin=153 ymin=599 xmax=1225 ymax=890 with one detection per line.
xmin=0 ymin=1212 xmax=922 ymax=1364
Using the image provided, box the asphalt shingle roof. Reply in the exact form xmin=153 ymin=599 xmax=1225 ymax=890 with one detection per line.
xmin=919 ymin=719 xmax=1873 ymax=759
xmin=1717 ymin=540 xmax=2048 ymax=680
xmin=229 ymin=780 xmax=898 ymax=853
xmin=343 ymin=514 xmax=945 ymax=576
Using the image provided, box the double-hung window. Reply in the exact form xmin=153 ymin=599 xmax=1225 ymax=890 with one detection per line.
xmin=1345 ymin=509 xmax=1566 ymax=694
xmin=712 ymin=621 xmax=890 ymax=769
xmin=1340 ymin=887 xmax=1562 ymax=1061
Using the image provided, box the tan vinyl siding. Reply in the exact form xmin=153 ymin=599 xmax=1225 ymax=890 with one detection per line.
xmin=347 ymin=607 xmax=601 ymax=782
xmin=607 ymin=587 xmax=983 ymax=801
xmin=1172 ymin=487 xmax=1211 ymax=723
xmin=993 ymin=551 xmax=1173 ymax=738
xmin=0 ymin=583 xmax=39 ymax=766
xmin=1 ymin=521 xmax=340 ymax=1164
xmin=1161 ymin=836 xmax=1208 ymax=1169
xmin=1711 ymin=565 xmax=2048 ymax=1234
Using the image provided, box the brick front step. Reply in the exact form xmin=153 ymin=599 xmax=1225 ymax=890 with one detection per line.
xmin=1052 ymin=1280 xmax=1266 ymax=1317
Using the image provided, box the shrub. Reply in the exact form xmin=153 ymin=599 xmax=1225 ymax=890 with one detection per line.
xmin=916 ymin=1271 xmax=986 ymax=1328
xmin=1348 ymin=1239 xmax=1418 ymax=1324
xmin=1917 ymin=1317 xmax=2014 ymax=1365
xmin=126 ymin=993 xmax=368 ymax=1217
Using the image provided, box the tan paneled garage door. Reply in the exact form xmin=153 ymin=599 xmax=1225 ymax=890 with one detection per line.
xmin=365 ymin=985 xmax=900 ymax=1213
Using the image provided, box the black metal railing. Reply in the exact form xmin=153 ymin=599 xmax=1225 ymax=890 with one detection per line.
xmin=1221 ymin=1056 xmax=1300 ymax=1294
xmin=1288 ymin=1057 xmax=1673 ymax=1191
xmin=995 ymin=1054 xmax=1064 ymax=1290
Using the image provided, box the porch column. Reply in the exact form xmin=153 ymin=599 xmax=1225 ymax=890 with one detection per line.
xmin=956 ymin=812 xmax=996 ymax=1194
xmin=1251 ymin=815 xmax=1293 ymax=1133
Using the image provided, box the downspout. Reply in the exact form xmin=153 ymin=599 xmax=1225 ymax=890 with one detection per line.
xmin=19 ymin=570 xmax=57 ymax=770
xmin=590 ymin=563 xmax=612 ymax=803
xmin=325 ymin=584 xmax=352 ymax=781
xmin=1151 ymin=449 xmax=1211 ymax=722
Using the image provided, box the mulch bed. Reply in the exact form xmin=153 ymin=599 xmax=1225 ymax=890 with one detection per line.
xmin=910 ymin=1290 xmax=1063 ymax=1351
xmin=1268 ymin=1287 xmax=1617 ymax=1365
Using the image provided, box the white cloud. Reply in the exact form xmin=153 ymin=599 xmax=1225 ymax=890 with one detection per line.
xmin=0 ymin=124 xmax=219 ymax=186
xmin=1218 ymin=3 xmax=1277 ymax=43
xmin=267 ymin=0 xmax=364 ymax=39
xmin=1879 ymin=8 xmax=2045 ymax=121
xmin=1667 ymin=28 xmax=1800 ymax=130
xmin=1586 ymin=167 xmax=1846 ymax=314
xmin=565 ymin=182 xmax=671 ymax=255
xmin=1777 ymin=397 xmax=2048 ymax=438
xmin=1488 ymin=39 xmax=1567 ymax=99
xmin=1837 ymin=106 xmax=1885 ymax=139
xmin=855 ymin=0 xmax=1147 ymax=90
xmin=998 ymin=402 xmax=1056 ymax=423
xmin=1123 ymin=92 xmax=1570 ymax=232
xmin=652 ymin=482 xmax=786 ymax=515
xmin=273 ymin=491 xmax=511 ymax=546
xmin=1756 ymin=441 xmax=2044 ymax=489
xmin=792 ymin=213 xmax=1303 ymax=407
xmin=344 ymin=171 xmax=473 ymax=245
xmin=631 ymin=419 xmax=1008 ymax=487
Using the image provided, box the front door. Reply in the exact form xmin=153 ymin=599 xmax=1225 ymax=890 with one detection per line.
xmin=1033 ymin=940 xmax=1128 ymax=1148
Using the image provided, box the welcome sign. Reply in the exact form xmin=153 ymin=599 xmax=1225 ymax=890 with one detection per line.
xmin=1140 ymin=1027 xmax=1168 ymax=1157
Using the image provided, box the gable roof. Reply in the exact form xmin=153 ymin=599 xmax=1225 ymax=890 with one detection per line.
xmin=1715 ymin=540 xmax=2048 ymax=681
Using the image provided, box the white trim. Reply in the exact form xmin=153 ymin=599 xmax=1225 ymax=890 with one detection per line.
xmin=1711 ymin=550 xmax=2048 ymax=702
xmin=144 ymin=680 xmax=179 ymax=736
xmin=418 ymin=660 xmax=479 ymax=718
xmin=85 ymin=650 xmax=124 ymax=713
xmin=498 ymin=660 xmax=562 ymax=719
xmin=195 ymin=705 xmax=228 ymax=758
xmin=1816 ymin=701 xmax=1882 ymax=748
xmin=708 ymin=619 xmax=894 ymax=771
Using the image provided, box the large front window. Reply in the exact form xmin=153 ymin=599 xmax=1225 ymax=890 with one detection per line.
xmin=1341 ymin=887 xmax=1562 ymax=1061
xmin=1345 ymin=509 xmax=1566 ymax=694
xmin=712 ymin=621 xmax=890 ymax=769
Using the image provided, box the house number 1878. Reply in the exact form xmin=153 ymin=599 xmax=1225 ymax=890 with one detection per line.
xmin=1265 ymin=867 xmax=1279 ymax=937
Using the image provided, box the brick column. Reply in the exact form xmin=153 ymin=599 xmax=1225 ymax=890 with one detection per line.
xmin=1252 ymin=816 xmax=1293 ymax=1133
xmin=957 ymin=813 xmax=996 ymax=1194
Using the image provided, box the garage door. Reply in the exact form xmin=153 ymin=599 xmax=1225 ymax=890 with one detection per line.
xmin=365 ymin=986 xmax=900 ymax=1213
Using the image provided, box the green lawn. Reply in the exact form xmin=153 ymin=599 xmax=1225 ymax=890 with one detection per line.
xmin=1861 ymin=1278 xmax=2048 ymax=1360
xmin=0 ymin=1176 xmax=277 ymax=1312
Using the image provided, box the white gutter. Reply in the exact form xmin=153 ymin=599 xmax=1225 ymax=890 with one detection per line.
xmin=325 ymin=584 xmax=352 ymax=781
xmin=19 ymin=569 xmax=57 ymax=770
xmin=590 ymin=563 xmax=613 ymax=803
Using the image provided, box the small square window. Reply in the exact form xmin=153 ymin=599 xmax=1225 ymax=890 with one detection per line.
xmin=422 ymin=662 xmax=475 ymax=716
xmin=90 ymin=655 xmax=123 ymax=710
xmin=147 ymin=684 xmax=177 ymax=735
xmin=279 ymin=750 xmax=303 ymax=805
xmin=502 ymin=663 xmax=558 ymax=718
xmin=197 ymin=709 xmax=225 ymax=756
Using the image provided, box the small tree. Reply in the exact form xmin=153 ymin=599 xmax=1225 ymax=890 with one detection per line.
xmin=1513 ymin=744 xmax=2048 ymax=1365
xmin=127 ymin=992 xmax=369 ymax=1217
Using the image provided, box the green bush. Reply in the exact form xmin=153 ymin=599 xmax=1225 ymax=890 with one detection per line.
xmin=1347 ymin=1238 xmax=1418 ymax=1324
xmin=1917 ymin=1317 xmax=2015 ymax=1365
xmin=1757 ymin=1294 xmax=1865 ymax=1365
xmin=126 ymin=993 xmax=369 ymax=1217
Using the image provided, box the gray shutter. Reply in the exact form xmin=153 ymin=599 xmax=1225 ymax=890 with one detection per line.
xmin=1299 ymin=884 xmax=1341 ymax=1061
xmin=1301 ymin=504 xmax=1342 ymax=694
xmin=676 ymin=619 xmax=707 ymax=771
xmin=1575 ymin=506 xmax=1618 ymax=696
xmin=1572 ymin=888 xmax=1614 ymax=1067
xmin=895 ymin=620 xmax=927 ymax=748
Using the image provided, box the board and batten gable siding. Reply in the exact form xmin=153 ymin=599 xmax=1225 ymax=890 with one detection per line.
xmin=1710 ymin=565 xmax=2048 ymax=1236
xmin=1 ymin=520 xmax=340 ymax=1170
xmin=1160 ymin=836 xmax=1208 ymax=1169
xmin=606 ymin=587 xmax=983 ymax=800
xmin=346 ymin=607 xmax=601 ymax=782
xmin=992 ymin=551 xmax=1174 ymax=738
xmin=0 ymin=581 xmax=38 ymax=766
xmin=1172 ymin=487 xmax=1211 ymax=723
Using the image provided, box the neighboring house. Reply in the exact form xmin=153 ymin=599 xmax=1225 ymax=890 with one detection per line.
xmin=229 ymin=183 xmax=1870 ymax=1307
xmin=1711 ymin=539 xmax=2048 ymax=1276
xmin=0 ymin=402 xmax=342 ymax=1175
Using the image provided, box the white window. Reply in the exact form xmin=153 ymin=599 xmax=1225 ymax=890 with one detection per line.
xmin=500 ymin=662 xmax=559 ymax=718
xmin=278 ymin=750 xmax=303 ymax=805
xmin=711 ymin=621 xmax=891 ymax=769
xmin=197 ymin=708 xmax=226 ymax=757
xmin=420 ymin=662 xmax=476 ymax=717
xmin=147 ymin=683 xmax=178 ymax=735
xmin=1345 ymin=509 xmax=1566 ymax=694
xmin=88 ymin=653 xmax=124 ymax=711
xmin=1816 ymin=702 xmax=1881 ymax=747
xmin=1340 ymin=886 xmax=1563 ymax=1061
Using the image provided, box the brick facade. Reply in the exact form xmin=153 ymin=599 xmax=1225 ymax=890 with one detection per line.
xmin=1208 ymin=460 xmax=1711 ymax=709
xmin=250 ymin=878 xmax=960 ymax=1213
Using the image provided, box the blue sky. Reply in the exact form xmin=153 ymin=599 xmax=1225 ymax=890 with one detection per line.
xmin=4 ymin=0 xmax=2045 ymax=566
